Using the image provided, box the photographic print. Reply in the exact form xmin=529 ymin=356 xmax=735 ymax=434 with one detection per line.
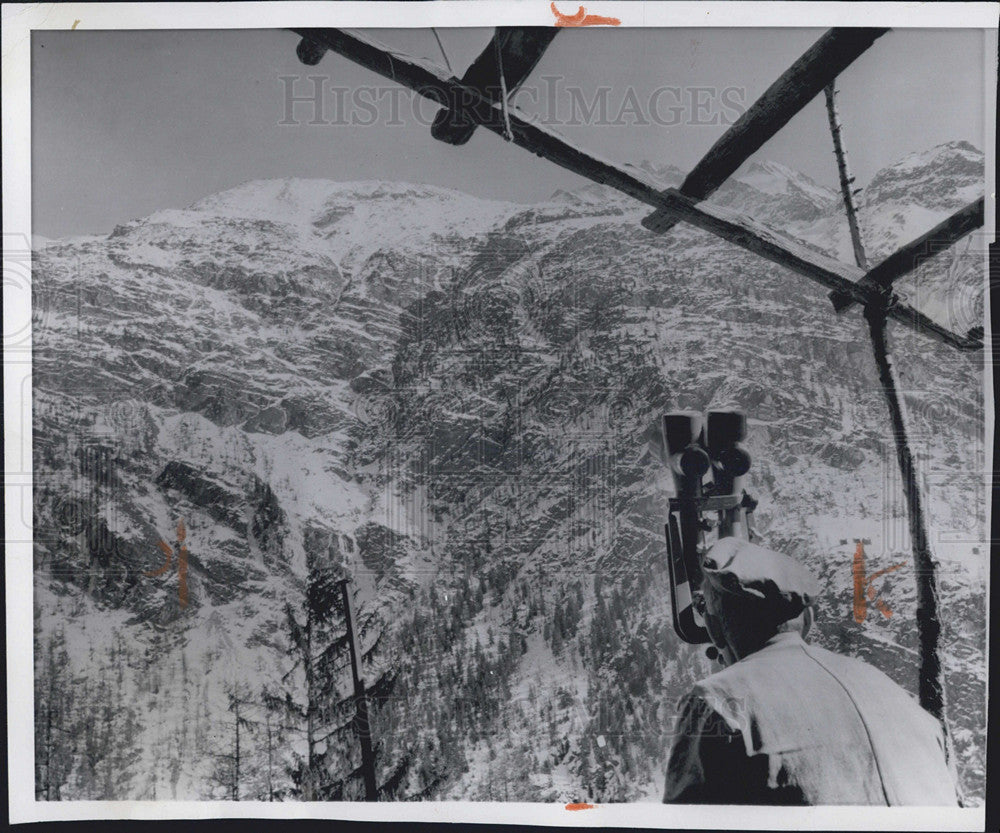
xmin=4 ymin=2 xmax=995 ymax=827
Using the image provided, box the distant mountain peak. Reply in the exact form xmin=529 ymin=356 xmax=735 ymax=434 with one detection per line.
xmin=863 ymin=141 xmax=984 ymax=210
xmin=623 ymin=160 xmax=685 ymax=187
xmin=733 ymin=159 xmax=838 ymax=205
xmin=887 ymin=140 xmax=982 ymax=168
xmin=187 ymin=177 xmax=502 ymax=221
xmin=546 ymin=160 xmax=683 ymax=205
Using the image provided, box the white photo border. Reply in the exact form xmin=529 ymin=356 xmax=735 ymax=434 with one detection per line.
xmin=3 ymin=1 xmax=996 ymax=827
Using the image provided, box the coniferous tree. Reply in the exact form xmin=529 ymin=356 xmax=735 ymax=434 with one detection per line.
xmin=266 ymin=557 xmax=350 ymax=799
xmin=257 ymin=709 xmax=280 ymax=801
xmin=211 ymin=681 xmax=254 ymax=800
xmin=35 ymin=628 xmax=77 ymax=800
xmin=264 ymin=555 xmax=406 ymax=800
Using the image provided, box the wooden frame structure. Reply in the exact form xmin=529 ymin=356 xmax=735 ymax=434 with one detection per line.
xmin=291 ymin=26 xmax=982 ymax=352
xmin=291 ymin=25 xmax=987 ymax=771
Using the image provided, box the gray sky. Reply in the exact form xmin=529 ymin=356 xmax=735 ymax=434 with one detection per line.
xmin=32 ymin=27 xmax=994 ymax=238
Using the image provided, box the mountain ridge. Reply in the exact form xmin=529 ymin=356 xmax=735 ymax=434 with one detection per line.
xmin=31 ymin=139 xmax=987 ymax=802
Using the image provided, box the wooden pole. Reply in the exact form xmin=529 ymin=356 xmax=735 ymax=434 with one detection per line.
xmin=299 ymin=26 xmax=979 ymax=801
xmin=824 ymin=83 xmax=869 ymax=270
xmin=338 ymin=579 xmax=378 ymax=801
xmin=825 ymin=78 xmax=956 ymax=787
xmin=863 ymin=299 xmax=953 ymax=749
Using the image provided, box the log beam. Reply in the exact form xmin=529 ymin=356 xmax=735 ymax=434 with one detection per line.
xmin=291 ymin=27 xmax=981 ymax=352
xmin=643 ymin=28 xmax=889 ymax=234
xmin=830 ymin=197 xmax=985 ymax=312
xmin=432 ymin=27 xmax=560 ymax=146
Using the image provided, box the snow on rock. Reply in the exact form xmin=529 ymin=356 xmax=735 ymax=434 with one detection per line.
xmin=31 ymin=143 xmax=987 ymax=802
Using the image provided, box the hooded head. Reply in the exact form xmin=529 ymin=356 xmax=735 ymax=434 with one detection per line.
xmin=697 ymin=537 xmax=820 ymax=664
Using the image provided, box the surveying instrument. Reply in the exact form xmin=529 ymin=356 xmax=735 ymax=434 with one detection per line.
xmin=662 ymin=409 xmax=758 ymax=646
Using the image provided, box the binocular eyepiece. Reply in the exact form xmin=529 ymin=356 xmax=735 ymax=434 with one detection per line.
xmin=662 ymin=408 xmax=756 ymax=645
xmin=675 ymin=444 xmax=711 ymax=479
xmin=663 ymin=409 xmax=751 ymax=493
xmin=717 ymin=446 xmax=751 ymax=477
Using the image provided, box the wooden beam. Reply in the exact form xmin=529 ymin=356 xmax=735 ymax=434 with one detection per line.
xmin=643 ymin=28 xmax=889 ymax=234
xmin=830 ymin=196 xmax=985 ymax=312
xmin=655 ymin=192 xmax=980 ymax=350
xmin=291 ymin=28 xmax=981 ymax=352
xmin=288 ymin=28 xmax=684 ymax=208
xmin=863 ymin=301 xmax=949 ymax=727
xmin=824 ymin=84 xmax=870 ymax=270
xmin=432 ymin=27 xmax=560 ymax=145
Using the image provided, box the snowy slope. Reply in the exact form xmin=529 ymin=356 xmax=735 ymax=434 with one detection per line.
xmin=32 ymin=142 xmax=987 ymax=803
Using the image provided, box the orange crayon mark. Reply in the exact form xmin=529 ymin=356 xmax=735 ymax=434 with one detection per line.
xmin=176 ymin=518 xmax=189 ymax=607
xmin=866 ymin=562 xmax=904 ymax=618
xmin=145 ymin=538 xmax=174 ymax=577
xmin=565 ymin=802 xmax=595 ymax=810
xmin=852 ymin=541 xmax=904 ymax=622
xmin=551 ymin=3 xmax=621 ymax=27
xmin=851 ymin=541 xmax=866 ymax=622
xmin=145 ymin=519 xmax=189 ymax=607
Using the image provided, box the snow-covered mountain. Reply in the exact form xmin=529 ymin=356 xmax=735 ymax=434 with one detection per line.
xmin=711 ymin=159 xmax=839 ymax=226
xmin=32 ymin=141 xmax=987 ymax=803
